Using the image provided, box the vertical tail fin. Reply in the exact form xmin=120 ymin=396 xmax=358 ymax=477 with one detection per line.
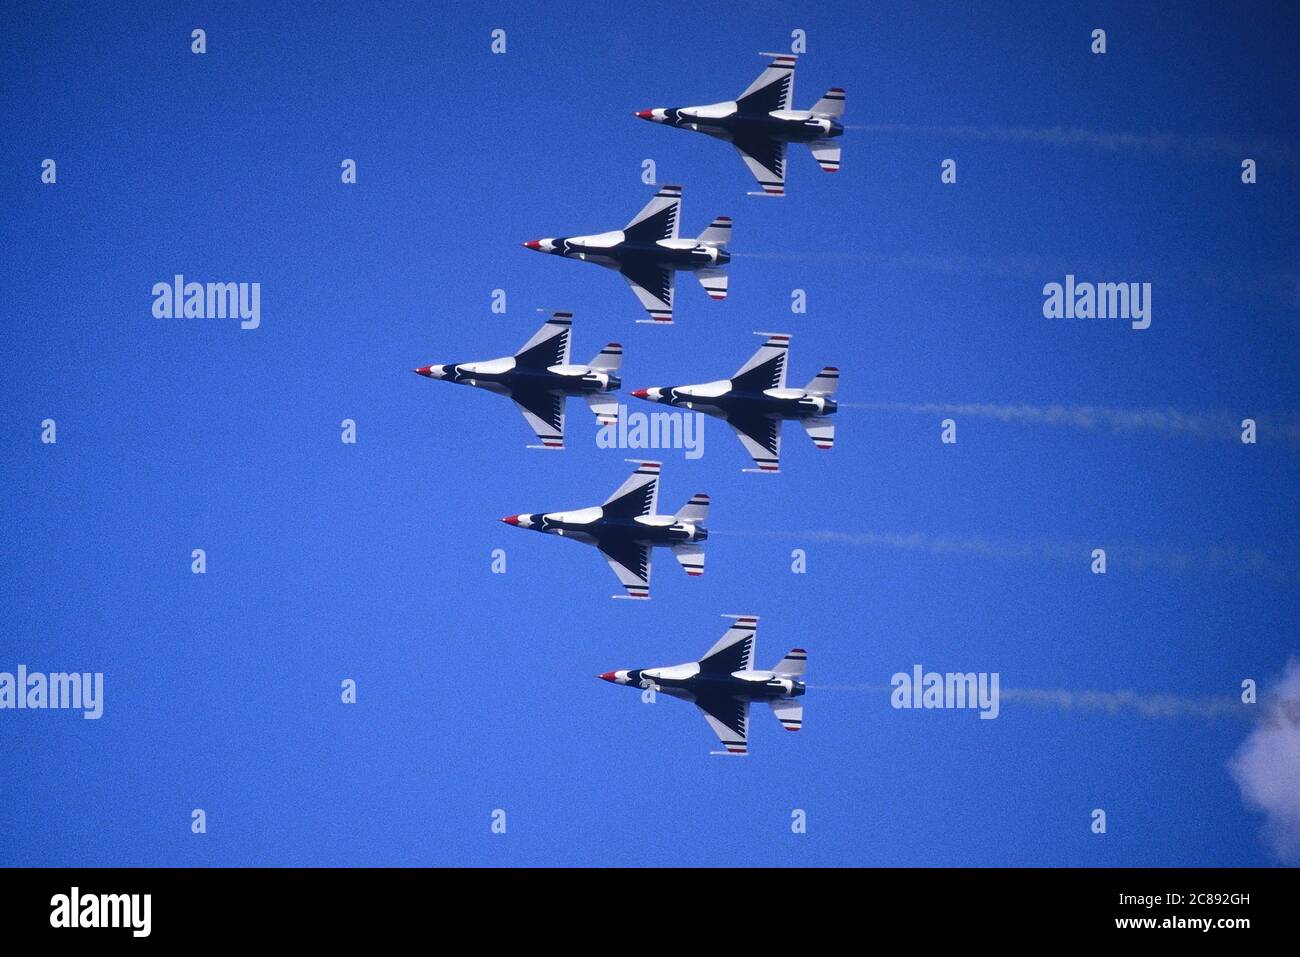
xmin=675 ymin=493 xmax=709 ymax=523
xmin=811 ymin=87 xmax=845 ymax=118
xmin=804 ymin=366 xmax=839 ymax=395
xmin=772 ymin=647 xmax=807 ymax=677
xmin=697 ymin=216 xmax=732 ymax=246
xmin=589 ymin=342 xmax=622 ymax=373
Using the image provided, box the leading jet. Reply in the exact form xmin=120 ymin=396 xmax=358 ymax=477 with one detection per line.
xmin=412 ymin=311 xmax=621 ymax=450
xmin=634 ymin=52 xmax=845 ymax=197
xmin=630 ymin=332 xmax=838 ymax=473
xmin=521 ymin=185 xmax=730 ymax=325
xmin=500 ymin=459 xmax=708 ymax=599
xmin=599 ymin=615 xmax=807 ymax=756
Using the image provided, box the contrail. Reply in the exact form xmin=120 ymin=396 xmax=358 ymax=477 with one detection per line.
xmin=841 ymin=123 xmax=1299 ymax=166
xmin=998 ymin=687 xmax=1249 ymax=721
xmin=714 ymin=529 xmax=1300 ymax=584
xmin=809 ymin=682 xmax=1252 ymax=722
xmin=727 ymin=249 xmax=1298 ymax=303
xmin=837 ymin=401 xmax=1300 ymax=445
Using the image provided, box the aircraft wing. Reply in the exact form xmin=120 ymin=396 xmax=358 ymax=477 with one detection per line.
xmin=736 ymin=53 xmax=795 ymax=114
xmin=731 ymin=134 xmax=787 ymax=196
xmin=731 ymin=333 xmax=789 ymax=390
xmin=513 ymin=311 xmax=572 ymax=368
xmin=599 ymin=538 xmax=652 ymax=600
xmin=601 ymin=460 xmax=660 ymax=517
xmin=698 ymin=616 xmax=757 ymax=674
xmin=696 ymin=694 xmax=750 ymax=755
xmin=727 ymin=413 xmax=782 ymax=473
xmin=509 ymin=388 xmax=566 ymax=450
xmin=619 ymin=260 xmax=675 ymax=324
xmin=622 ymin=184 xmax=681 ymax=242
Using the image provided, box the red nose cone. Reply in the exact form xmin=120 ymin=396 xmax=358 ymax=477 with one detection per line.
xmin=598 ymin=672 xmax=618 ymax=683
xmin=501 ymin=515 xmax=521 ymax=526
xmin=630 ymin=388 xmax=649 ymax=399
xmin=634 ymin=110 xmax=654 ymax=120
xmin=522 ymin=240 xmax=542 ymax=250
xmin=413 ymin=366 xmax=432 ymax=377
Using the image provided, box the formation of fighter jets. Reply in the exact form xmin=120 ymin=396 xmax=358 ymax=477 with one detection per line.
xmin=415 ymin=51 xmax=845 ymax=754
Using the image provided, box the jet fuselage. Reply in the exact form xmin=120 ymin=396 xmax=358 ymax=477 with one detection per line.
xmin=530 ymin=235 xmax=729 ymax=271
xmin=641 ymin=383 xmax=837 ymax=422
xmin=604 ymin=665 xmax=805 ymax=702
xmin=652 ymin=103 xmax=844 ymax=144
xmin=417 ymin=359 xmax=618 ymax=397
xmin=504 ymin=510 xmax=706 ymax=547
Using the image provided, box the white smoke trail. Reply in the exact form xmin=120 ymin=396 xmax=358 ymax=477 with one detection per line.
xmin=714 ymin=529 xmax=1300 ymax=584
xmin=1229 ymin=659 xmax=1300 ymax=862
xmin=998 ymin=687 xmax=1248 ymax=721
xmin=837 ymin=401 xmax=1300 ymax=444
xmin=809 ymin=682 xmax=1250 ymax=722
xmin=841 ymin=123 xmax=1299 ymax=166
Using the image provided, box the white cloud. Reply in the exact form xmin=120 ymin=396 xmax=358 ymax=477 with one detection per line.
xmin=1229 ymin=659 xmax=1300 ymax=862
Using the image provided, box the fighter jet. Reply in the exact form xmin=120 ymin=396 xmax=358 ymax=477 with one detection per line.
xmin=500 ymin=459 xmax=707 ymax=599
xmin=412 ymin=311 xmax=621 ymax=450
xmin=634 ymin=52 xmax=844 ymax=197
xmin=521 ymin=184 xmax=730 ymax=325
xmin=630 ymin=332 xmax=837 ymax=473
xmin=598 ymin=615 xmax=806 ymax=756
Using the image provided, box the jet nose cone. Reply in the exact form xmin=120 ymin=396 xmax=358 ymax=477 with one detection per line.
xmin=522 ymin=240 xmax=542 ymax=250
xmin=634 ymin=109 xmax=654 ymax=120
xmin=630 ymin=388 xmax=649 ymax=399
xmin=598 ymin=671 xmax=618 ymax=683
xmin=501 ymin=515 xmax=521 ymax=526
xmin=413 ymin=366 xmax=431 ymax=377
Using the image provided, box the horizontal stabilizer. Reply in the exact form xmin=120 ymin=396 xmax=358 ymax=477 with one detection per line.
xmin=801 ymin=416 xmax=835 ymax=450
xmin=804 ymin=366 xmax=839 ymax=395
xmin=672 ymin=543 xmax=705 ymax=577
xmin=769 ymin=699 xmax=803 ymax=732
xmin=807 ymin=139 xmax=841 ymax=173
xmin=811 ymin=87 xmax=845 ymax=118
xmin=585 ymin=394 xmax=619 ymax=427
xmin=589 ymin=342 xmax=622 ymax=373
xmin=675 ymin=492 xmax=710 ymax=523
xmin=695 ymin=267 xmax=728 ymax=301
xmin=697 ymin=216 xmax=732 ymax=246
xmin=772 ymin=647 xmax=807 ymax=678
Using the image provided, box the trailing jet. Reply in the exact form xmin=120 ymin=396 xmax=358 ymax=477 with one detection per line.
xmin=630 ymin=332 xmax=837 ymax=473
xmin=599 ymin=615 xmax=806 ymax=756
xmin=634 ymin=52 xmax=844 ymax=197
xmin=500 ymin=459 xmax=707 ymax=599
xmin=521 ymin=185 xmax=730 ymax=325
xmin=412 ymin=311 xmax=621 ymax=450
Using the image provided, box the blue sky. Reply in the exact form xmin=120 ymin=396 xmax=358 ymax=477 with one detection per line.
xmin=1 ymin=1 xmax=1297 ymax=866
